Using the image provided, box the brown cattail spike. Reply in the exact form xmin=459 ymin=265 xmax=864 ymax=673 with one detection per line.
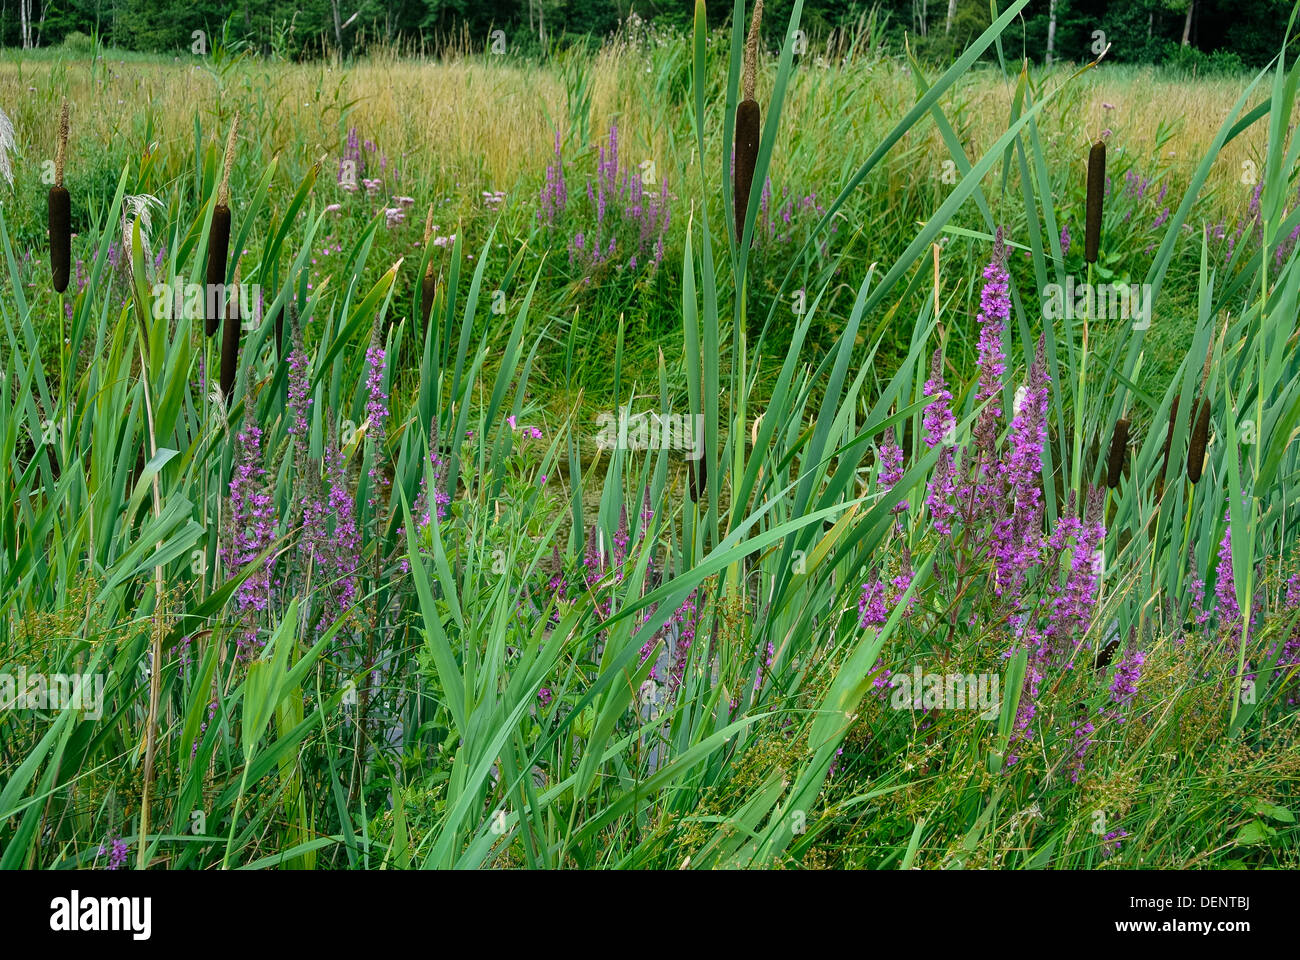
xmin=49 ymin=100 xmax=71 ymax=293
xmin=219 ymin=263 xmax=241 ymax=401
xmin=1084 ymin=139 xmax=1105 ymax=263
xmin=689 ymin=377 xmax=708 ymax=502
xmin=1187 ymin=397 xmax=1210 ymax=483
xmin=1106 ymin=417 xmax=1129 ymax=489
xmin=1160 ymin=394 xmax=1180 ymax=478
xmin=421 ymin=274 xmax=437 ymax=332
xmin=419 ymin=205 xmax=437 ymax=332
xmin=734 ymin=1 xmax=764 ymax=246
xmin=206 ymin=112 xmax=239 ymax=337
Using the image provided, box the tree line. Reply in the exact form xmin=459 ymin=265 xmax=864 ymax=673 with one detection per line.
xmin=1 ymin=0 xmax=1288 ymax=69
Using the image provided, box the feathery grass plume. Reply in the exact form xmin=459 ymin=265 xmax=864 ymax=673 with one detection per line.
xmin=119 ymin=194 xmax=164 ymax=268
xmin=1084 ymin=138 xmax=1106 ymax=263
xmin=421 ymin=204 xmax=437 ymax=332
xmin=49 ymin=100 xmax=71 ymax=293
xmin=1187 ymin=397 xmax=1211 ymax=483
xmin=219 ymin=262 xmax=242 ymax=401
xmin=207 ymin=112 xmax=239 ymax=337
xmin=1106 ymin=417 xmax=1129 ymax=489
xmin=0 ymin=104 xmax=14 ymax=188
xmin=733 ymin=0 xmax=764 ymax=246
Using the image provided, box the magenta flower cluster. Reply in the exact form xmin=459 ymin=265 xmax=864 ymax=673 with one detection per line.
xmin=538 ymin=124 xmax=670 ymax=276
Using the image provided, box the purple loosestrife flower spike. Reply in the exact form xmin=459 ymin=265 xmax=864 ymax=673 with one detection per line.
xmin=222 ymin=382 xmax=275 ymax=658
xmin=975 ymin=229 xmax=1010 ymax=410
xmin=325 ymin=421 xmax=360 ymax=613
xmin=1109 ymin=646 xmax=1145 ymax=709
xmin=285 ymin=310 xmax=311 ymax=460
xmin=363 ymin=322 xmax=390 ymax=518
xmin=876 ymin=432 xmax=907 ymax=516
xmin=614 ymin=504 xmax=629 ymax=571
xmin=922 ymin=350 xmax=958 ymax=535
xmin=993 ymin=336 xmax=1051 ymax=595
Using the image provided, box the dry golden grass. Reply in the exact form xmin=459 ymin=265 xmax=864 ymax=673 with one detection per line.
xmin=0 ymin=45 xmax=1268 ymax=222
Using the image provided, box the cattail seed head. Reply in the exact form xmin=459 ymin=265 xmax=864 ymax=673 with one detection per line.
xmin=1085 ymin=139 xmax=1105 ymax=263
xmin=49 ymin=187 xmax=70 ymax=293
xmin=1106 ymin=417 xmax=1129 ymax=489
xmin=733 ymin=1 xmax=764 ymax=247
xmin=1160 ymin=394 xmax=1180 ymax=479
xmin=1187 ymin=397 xmax=1210 ymax=483
xmin=206 ymin=205 xmax=231 ymax=336
xmin=420 ymin=204 xmax=437 ymax=332
xmin=734 ymin=101 xmax=761 ymax=246
xmin=421 ymin=274 xmax=437 ymax=332
xmin=49 ymin=100 xmax=71 ymax=293
xmin=219 ymin=263 xmax=241 ymax=401
xmin=206 ymin=113 xmax=239 ymax=337
xmin=689 ymin=396 xmax=707 ymax=502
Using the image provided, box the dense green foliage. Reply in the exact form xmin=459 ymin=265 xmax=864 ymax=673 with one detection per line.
xmin=1 ymin=0 xmax=1299 ymax=871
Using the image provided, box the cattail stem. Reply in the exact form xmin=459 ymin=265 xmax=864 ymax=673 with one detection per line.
xmin=1084 ymin=139 xmax=1105 ymax=263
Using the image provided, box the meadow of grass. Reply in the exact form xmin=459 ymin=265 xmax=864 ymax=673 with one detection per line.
xmin=1 ymin=0 xmax=1299 ymax=872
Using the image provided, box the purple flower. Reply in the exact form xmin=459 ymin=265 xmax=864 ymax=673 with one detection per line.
xmin=540 ymin=130 xmax=568 ymax=226
xmin=876 ymin=432 xmax=906 ymax=515
xmin=222 ymin=412 xmax=275 ymax=658
xmin=98 ymin=836 xmax=130 ymax=870
xmin=364 ymin=337 xmax=390 ymax=517
xmin=322 ymin=430 xmax=360 ymax=612
xmin=1215 ymin=509 xmax=1242 ymax=640
xmin=975 ymin=229 xmax=1011 ymax=409
xmin=922 ymin=350 xmax=958 ymax=535
xmin=992 ymin=337 xmax=1051 ymax=597
xmin=1101 ymin=828 xmax=1128 ymax=859
xmin=1109 ymin=646 xmax=1145 ymax=708
xmin=1068 ymin=714 xmax=1096 ymax=783
xmin=666 ymin=591 xmax=699 ymax=695
xmin=285 ymin=347 xmax=311 ymax=456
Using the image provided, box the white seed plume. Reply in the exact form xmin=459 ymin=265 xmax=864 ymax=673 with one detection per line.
xmin=120 ymin=193 xmax=165 ymax=268
xmin=0 ymin=105 xmax=16 ymax=188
